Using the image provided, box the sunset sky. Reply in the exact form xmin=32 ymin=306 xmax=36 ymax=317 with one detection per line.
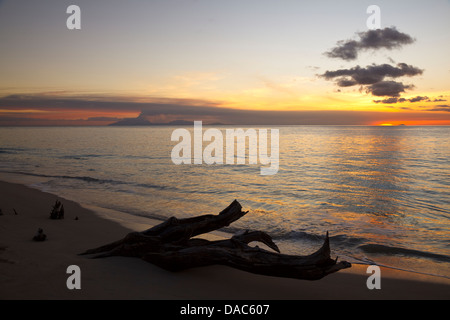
xmin=0 ymin=0 xmax=449 ymax=125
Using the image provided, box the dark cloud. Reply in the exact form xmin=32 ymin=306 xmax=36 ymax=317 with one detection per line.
xmin=408 ymin=96 xmax=429 ymax=103
xmin=322 ymin=27 xmax=434 ymax=104
xmin=383 ymin=104 xmax=450 ymax=113
xmin=336 ymin=79 xmax=357 ymax=87
xmin=321 ymin=63 xmax=422 ymax=97
xmin=322 ymin=63 xmax=423 ymax=85
xmin=359 ymin=27 xmax=415 ymax=49
xmin=325 ymin=27 xmax=415 ymax=61
xmin=325 ymin=40 xmax=359 ymax=61
xmin=2 ymin=94 xmax=449 ymax=126
xmin=373 ymin=95 xmax=431 ymax=104
xmin=2 ymin=94 xmax=447 ymax=126
xmin=86 ymin=116 xmax=121 ymax=122
xmin=373 ymin=97 xmax=399 ymax=104
xmin=366 ymin=81 xmax=413 ymax=97
xmin=0 ymin=94 xmax=222 ymax=113
xmin=425 ymin=105 xmax=450 ymax=112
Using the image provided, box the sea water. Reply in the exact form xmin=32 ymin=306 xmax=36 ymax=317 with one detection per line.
xmin=0 ymin=125 xmax=449 ymax=279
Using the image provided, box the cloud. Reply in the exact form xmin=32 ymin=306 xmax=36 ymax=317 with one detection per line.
xmin=385 ymin=104 xmax=450 ymax=113
xmin=408 ymin=96 xmax=429 ymax=103
xmin=336 ymin=79 xmax=357 ymax=87
xmin=373 ymin=95 xmax=431 ymax=104
xmin=1 ymin=93 xmax=449 ymax=125
xmin=322 ymin=27 xmax=439 ymax=104
xmin=321 ymin=63 xmax=422 ymax=97
xmin=0 ymin=94 xmax=222 ymax=112
xmin=86 ymin=116 xmax=122 ymax=122
xmin=322 ymin=63 xmax=423 ymax=84
xmin=366 ymin=81 xmax=413 ymax=97
xmin=373 ymin=97 xmax=399 ymax=104
xmin=425 ymin=104 xmax=450 ymax=112
xmin=325 ymin=27 xmax=415 ymax=61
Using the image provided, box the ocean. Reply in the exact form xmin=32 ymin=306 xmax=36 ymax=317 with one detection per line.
xmin=0 ymin=125 xmax=449 ymax=279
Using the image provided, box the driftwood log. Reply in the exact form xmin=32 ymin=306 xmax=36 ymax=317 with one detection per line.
xmin=81 ymin=200 xmax=351 ymax=280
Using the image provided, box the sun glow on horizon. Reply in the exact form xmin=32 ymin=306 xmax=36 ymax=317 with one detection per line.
xmin=372 ymin=119 xmax=450 ymax=126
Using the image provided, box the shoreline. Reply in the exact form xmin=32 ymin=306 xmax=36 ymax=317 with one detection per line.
xmin=0 ymin=180 xmax=449 ymax=300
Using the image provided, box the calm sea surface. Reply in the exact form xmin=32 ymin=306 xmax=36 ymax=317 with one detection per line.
xmin=0 ymin=126 xmax=449 ymax=278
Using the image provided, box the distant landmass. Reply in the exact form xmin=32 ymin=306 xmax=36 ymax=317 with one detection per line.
xmin=109 ymin=119 xmax=225 ymax=126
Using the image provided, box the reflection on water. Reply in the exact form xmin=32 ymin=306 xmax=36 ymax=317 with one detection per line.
xmin=0 ymin=125 xmax=449 ymax=277
xmin=327 ymin=127 xmax=407 ymax=217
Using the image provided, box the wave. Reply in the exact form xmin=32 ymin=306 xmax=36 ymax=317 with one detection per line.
xmin=0 ymin=147 xmax=28 ymax=154
xmin=1 ymin=170 xmax=248 ymax=197
xmin=358 ymin=243 xmax=450 ymax=263
xmin=268 ymin=229 xmax=450 ymax=272
xmin=271 ymin=229 xmax=369 ymax=247
xmin=1 ymin=170 xmax=176 ymax=193
xmin=8 ymin=171 xmax=126 ymax=185
xmin=58 ymin=154 xmax=112 ymax=160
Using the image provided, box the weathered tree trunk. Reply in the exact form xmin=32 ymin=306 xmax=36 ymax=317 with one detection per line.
xmin=81 ymin=200 xmax=351 ymax=280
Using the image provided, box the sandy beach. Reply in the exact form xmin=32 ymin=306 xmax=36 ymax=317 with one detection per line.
xmin=0 ymin=180 xmax=449 ymax=300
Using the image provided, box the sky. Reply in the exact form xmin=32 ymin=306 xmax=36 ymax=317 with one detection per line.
xmin=0 ymin=0 xmax=449 ymax=125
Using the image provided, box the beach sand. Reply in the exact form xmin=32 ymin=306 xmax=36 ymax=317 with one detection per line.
xmin=0 ymin=180 xmax=449 ymax=300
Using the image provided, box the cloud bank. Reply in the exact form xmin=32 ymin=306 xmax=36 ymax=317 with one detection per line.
xmin=0 ymin=94 xmax=447 ymax=126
